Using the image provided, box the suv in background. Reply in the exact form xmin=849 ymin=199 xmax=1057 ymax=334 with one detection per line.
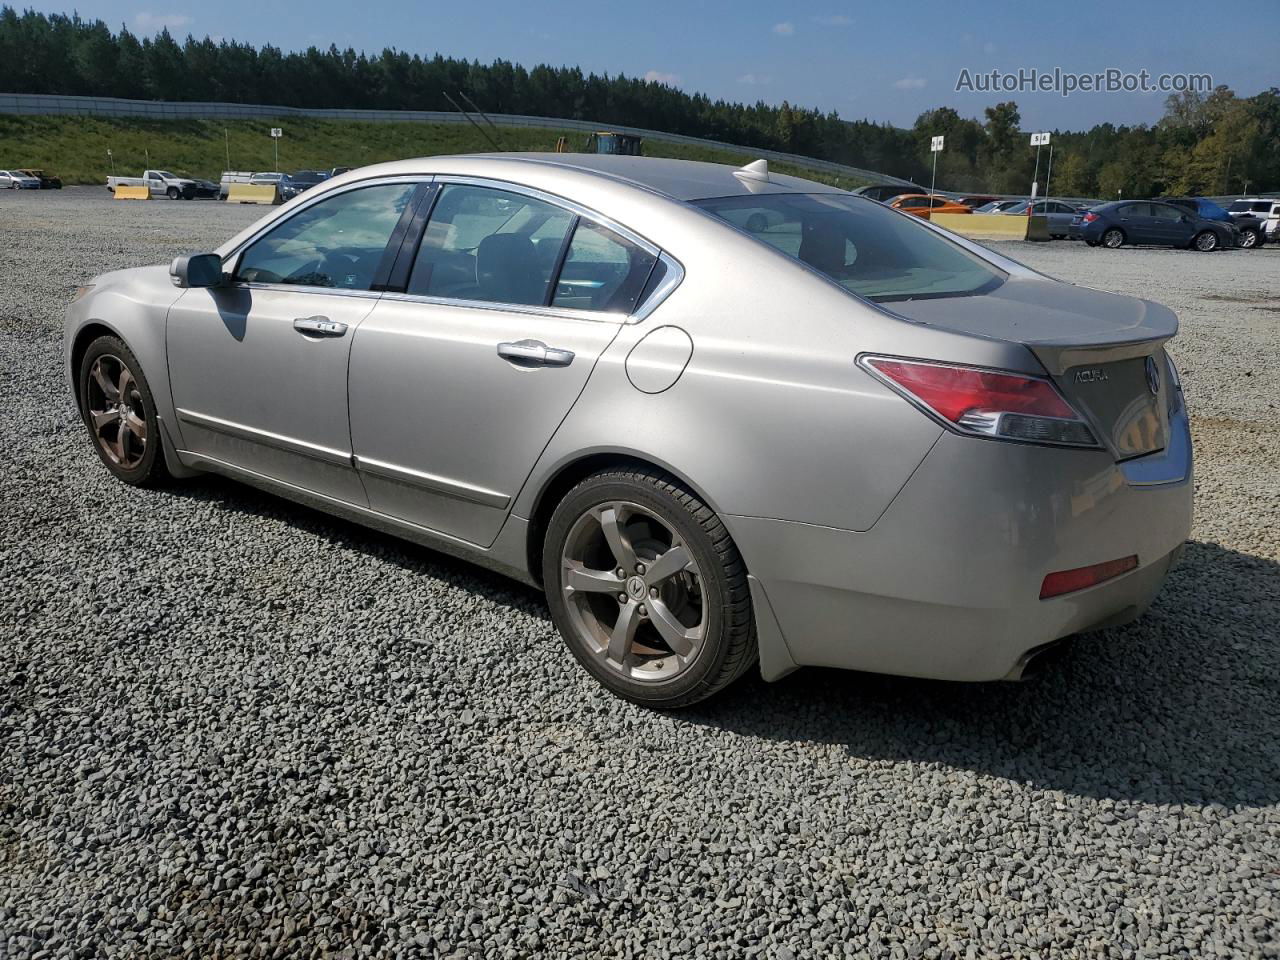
xmin=1161 ymin=196 xmax=1262 ymax=248
xmin=1227 ymin=198 xmax=1280 ymax=242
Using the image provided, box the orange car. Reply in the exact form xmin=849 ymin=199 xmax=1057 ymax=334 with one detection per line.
xmin=888 ymin=194 xmax=973 ymax=219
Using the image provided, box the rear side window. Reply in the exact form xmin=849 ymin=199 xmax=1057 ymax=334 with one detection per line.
xmin=235 ymin=182 xmax=417 ymax=290
xmin=408 ymin=184 xmax=573 ymax=306
xmin=695 ymin=193 xmax=1004 ymax=303
xmin=551 ymin=221 xmax=658 ymax=313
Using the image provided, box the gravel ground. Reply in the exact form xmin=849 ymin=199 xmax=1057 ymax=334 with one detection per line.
xmin=1 ymin=187 xmax=1277 ymax=959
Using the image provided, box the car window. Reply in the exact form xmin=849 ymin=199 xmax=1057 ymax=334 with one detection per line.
xmin=696 ymin=193 xmax=1004 ymax=303
xmin=235 ymin=182 xmax=417 ymax=290
xmin=550 ymin=220 xmax=658 ymax=313
xmin=1116 ymin=203 xmax=1146 ymax=217
xmin=407 ymin=184 xmax=575 ymax=306
xmin=1150 ymin=204 xmax=1181 ymax=220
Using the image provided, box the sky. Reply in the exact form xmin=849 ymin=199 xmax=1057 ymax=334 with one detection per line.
xmin=33 ymin=0 xmax=1280 ymax=130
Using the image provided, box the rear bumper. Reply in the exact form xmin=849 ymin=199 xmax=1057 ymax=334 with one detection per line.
xmin=728 ymin=411 xmax=1193 ymax=682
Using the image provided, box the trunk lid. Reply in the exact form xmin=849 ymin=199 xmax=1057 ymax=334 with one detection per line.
xmin=886 ymin=277 xmax=1175 ymax=460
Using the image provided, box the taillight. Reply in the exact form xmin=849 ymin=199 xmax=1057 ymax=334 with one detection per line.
xmin=859 ymin=356 xmax=1099 ymax=448
xmin=1082 ymin=212 xmax=1098 ymax=223
xmin=1040 ymin=555 xmax=1138 ymax=599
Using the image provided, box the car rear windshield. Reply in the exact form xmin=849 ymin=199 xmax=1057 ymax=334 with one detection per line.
xmin=694 ymin=193 xmax=1005 ymax=302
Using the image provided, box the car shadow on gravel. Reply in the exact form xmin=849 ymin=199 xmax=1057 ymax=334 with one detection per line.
xmin=685 ymin=540 xmax=1280 ymax=807
xmin=162 ymin=476 xmax=1278 ymax=807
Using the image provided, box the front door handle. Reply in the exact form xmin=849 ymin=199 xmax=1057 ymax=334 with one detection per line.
xmin=497 ymin=339 xmax=575 ymax=368
xmin=293 ymin=316 xmax=347 ymax=337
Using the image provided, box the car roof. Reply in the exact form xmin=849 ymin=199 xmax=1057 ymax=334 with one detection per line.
xmin=331 ymin=153 xmax=850 ymax=203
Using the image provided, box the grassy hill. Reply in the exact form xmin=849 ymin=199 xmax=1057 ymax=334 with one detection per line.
xmin=0 ymin=115 xmax=869 ymax=188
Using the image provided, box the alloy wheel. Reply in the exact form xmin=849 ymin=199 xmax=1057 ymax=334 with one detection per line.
xmin=1195 ymin=232 xmax=1217 ymax=252
xmin=85 ymin=354 xmax=148 ymax=469
xmin=1103 ymin=229 xmax=1124 ymax=249
xmin=559 ymin=500 xmax=706 ymax=683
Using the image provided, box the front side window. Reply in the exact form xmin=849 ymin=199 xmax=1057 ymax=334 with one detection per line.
xmin=235 ymin=182 xmax=416 ymax=290
xmin=695 ymin=193 xmax=1005 ymax=303
xmin=408 ymin=184 xmax=574 ymax=306
xmin=551 ymin=221 xmax=658 ymax=313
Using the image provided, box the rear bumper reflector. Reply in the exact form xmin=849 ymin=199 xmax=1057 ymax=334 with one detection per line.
xmin=1040 ymin=555 xmax=1139 ymax=599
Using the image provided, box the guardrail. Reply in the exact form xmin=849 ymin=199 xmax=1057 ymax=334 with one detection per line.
xmin=0 ymin=92 xmax=918 ymax=188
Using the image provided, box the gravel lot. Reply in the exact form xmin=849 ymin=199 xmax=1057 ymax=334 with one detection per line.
xmin=2 ymin=187 xmax=1277 ymax=959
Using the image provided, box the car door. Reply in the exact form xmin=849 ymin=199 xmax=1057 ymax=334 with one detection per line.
xmin=167 ymin=178 xmax=423 ymax=504
xmin=1114 ymin=202 xmax=1154 ymax=243
xmin=347 ymin=180 xmax=661 ymax=547
xmin=1149 ymin=202 xmax=1192 ymax=245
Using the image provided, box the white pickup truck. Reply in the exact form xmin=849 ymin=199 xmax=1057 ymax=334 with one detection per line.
xmin=106 ymin=169 xmax=199 ymax=199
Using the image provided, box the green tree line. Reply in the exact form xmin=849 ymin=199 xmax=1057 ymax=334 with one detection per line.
xmin=1 ymin=7 xmax=1276 ymax=195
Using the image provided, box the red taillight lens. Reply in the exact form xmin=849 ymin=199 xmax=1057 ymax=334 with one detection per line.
xmin=1040 ymin=555 xmax=1139 ymax=599
xmin=860 ymin=356 xmax=1099 ymax=448
xmin=1082 ymin=212 xmax=1098 ymax=223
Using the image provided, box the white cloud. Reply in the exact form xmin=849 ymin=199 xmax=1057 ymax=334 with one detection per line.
xmin=812 ymin=14 xmax=853 ymax=26
xmin=893 ymin=75 xmax=927 ymax=90
xmin=643 ymin=70 xmax=680 ymax=86
xmin=134 ymin=10 xmax=192 ymax=33
xmin=772 ymin=21 xmax=795 ymax=36
xmin=737 ymin=73 xmax=773 ymax=86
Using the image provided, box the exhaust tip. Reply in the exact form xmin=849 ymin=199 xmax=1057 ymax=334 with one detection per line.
xmin=1004 ymin=638 xmax=1071 ymax=682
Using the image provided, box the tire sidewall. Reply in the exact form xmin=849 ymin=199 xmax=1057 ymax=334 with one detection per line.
xmin=78 ymin=336 xmax=163 ymax=484
xmin=543 ymin=475 xmax=735 ymax=706
xmin=1103 ymin=229 xmax=1124 ymax=248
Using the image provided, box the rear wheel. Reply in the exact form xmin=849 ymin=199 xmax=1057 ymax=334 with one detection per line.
xmin=1193 ymin=230 xmax=1218 ymax=252
xmin=543 ymin=468 xmax=755 ymax=708
xmin=77 ymin=336 xmax=170 ymax=486
xmin=1102 ymin=228 xmax=1125 ymax=249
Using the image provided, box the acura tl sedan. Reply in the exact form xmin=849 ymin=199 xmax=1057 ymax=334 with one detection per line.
xmin=65 ymin=154 xmax=1193 ymax=707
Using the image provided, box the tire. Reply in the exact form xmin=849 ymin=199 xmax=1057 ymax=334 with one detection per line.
xmin=543 ymin=467 xmax=755 ymax=708
xmin=1239 ymin=228 xmax=1260 ymax=249
xmin=1193 ymin=230 xmax=1218 ymax=252
xmin=166 ymin=186 xmax=180 ymax=200
xmin=77 ymin=335 xmax=171 ymax=486
xmin=1102 ymin=228 xmax=1125 ymax=249
xmin=1085 ymin=238 xmax=1100 ymax=247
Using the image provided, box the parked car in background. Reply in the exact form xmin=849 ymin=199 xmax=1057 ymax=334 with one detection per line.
xmin=191 ymin=179 xmax=220 ymax=199
xmin=219 ymin=171 xmax=254 ymax=200
xmin=1075 ymin=200 xmax=1236 ymax=251
xmin=64 ymin=153 xmax=1192 ymax=706
xmin=1161 ymin=196 xmax=1265 ymax=249
xmin=888 ymin=194 xmax=973 ymax=219
xmin=973 ymin=199 xmax=1023 ymax=214
xmin=958 ymin=195 xmax=1000 ymax=208
xmin=1 ymin=169 xmax=42 ymax=189
xmin=280 ymin=170 xmax=330 ymax=201
xmin=16 ymin=168 xmax=62 ymax=189
xmin=853 ymin=183 xmax=924 ymax=202
xmin=249 ymin=172 xmax=286 ymax=188
xmin=1226 ymin=198 xmax=1280 ymax=242
xmin=999 ymin=199 xmax=1086 ymax=239
xmin=107 ymin=170 xmax=200 ymax=200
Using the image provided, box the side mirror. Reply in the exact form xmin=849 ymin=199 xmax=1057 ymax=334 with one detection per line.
xmin=170 ymin=253 xmax=224 ymax=288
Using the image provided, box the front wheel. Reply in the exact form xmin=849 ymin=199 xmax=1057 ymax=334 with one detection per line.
xmin=166 ymin=186 xmax=180 ymax=200
xmin=1238 ymin=228 xmax=1260 ymax=249
xmin=1102 ymin=228 xmax=1125 ymax=249
xmin=77 ymin=336 xmax=170 ymax=486
xmin=1193 ymin=230 xmax=1219 ymax=252
xmin=543 ymin=468 xmax=755 ymax=708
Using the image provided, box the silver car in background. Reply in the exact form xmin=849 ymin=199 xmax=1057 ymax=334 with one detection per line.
xmin=65 ymin=154 xmax=1193 ymax=707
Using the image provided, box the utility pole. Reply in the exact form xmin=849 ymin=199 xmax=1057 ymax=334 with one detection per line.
xmin=1044 ymin=141 xmax=1054 ymax=202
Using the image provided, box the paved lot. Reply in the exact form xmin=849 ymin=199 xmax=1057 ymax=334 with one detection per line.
xmin=1 ymin=188 xmax=1278 ymax=959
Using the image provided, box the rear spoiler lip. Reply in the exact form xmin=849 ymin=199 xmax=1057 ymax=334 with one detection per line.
xmin=1028 ymin=333 xmax=1176 ymax=376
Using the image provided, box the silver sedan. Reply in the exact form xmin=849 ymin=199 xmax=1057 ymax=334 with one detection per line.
xmin=65 ymin=155 xmax=1193 ymax=707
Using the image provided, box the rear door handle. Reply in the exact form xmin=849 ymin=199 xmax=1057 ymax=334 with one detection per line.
xmin=293 ymin=316 xmax=347 ymax=337
xmin=497 ymin=339 xmax=575 ymax=368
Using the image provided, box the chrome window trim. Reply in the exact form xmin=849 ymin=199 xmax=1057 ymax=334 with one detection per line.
xmin=431 ymin=175 xmax=659 ymax=257
xmin=223 ymin=175 xmax=431 ymax=281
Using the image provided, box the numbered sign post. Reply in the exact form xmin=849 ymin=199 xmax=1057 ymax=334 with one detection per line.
xmin=1030 ymin=131 xmax=1050 ymax=200
xmin=929 ymin=135 xmax=944 ymax=199
xmin=270 ymin=127 xmax=283 ymax=173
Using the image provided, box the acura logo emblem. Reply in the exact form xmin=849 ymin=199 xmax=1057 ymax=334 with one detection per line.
xmin=1145 ymin=356 xmax=1161 ymax=396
